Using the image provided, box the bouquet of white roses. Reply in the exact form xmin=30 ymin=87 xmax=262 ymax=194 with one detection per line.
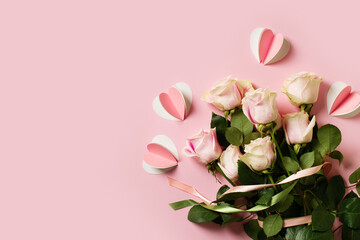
xmin=170 ymin=72 xmax=360 ymax=240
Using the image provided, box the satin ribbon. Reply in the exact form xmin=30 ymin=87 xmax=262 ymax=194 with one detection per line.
xmin=258 ymin=215 xmax=312 ymax=228
xmin=220 ymin=163 xmax=327 ymax=198
xmin=168 ymin=163 xmax=330 ymax=227
xmin=168 ymin=177 xmax=212 ymax=205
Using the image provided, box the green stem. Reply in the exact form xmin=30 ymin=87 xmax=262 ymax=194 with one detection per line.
xmin=240 ymin=213 xmax=254 ymax=223
xmin=268 ymin=174 xmax=275 ymax=185
xmin=304 ymin=191 xmax=308 ymax=216
xmin=267 ymin=174 xmax=278 ymax=191
xmin=345 ymin=183 xmax=358 ymax=188
xmin=215 ymin=165 xmax=236 ymax=187
xmin=270 ymin=128 xmax=290 ymax=176
xmin=224 ymin=111 xmax=229 ymax=126
xmin=333 ymin=224 xmax=343 ymax=233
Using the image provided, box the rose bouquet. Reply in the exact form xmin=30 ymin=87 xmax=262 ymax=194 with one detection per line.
xmin=169 ymin=73 xmax=360 ymax=240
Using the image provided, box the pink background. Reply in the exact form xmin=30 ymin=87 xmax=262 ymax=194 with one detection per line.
xmin=1 ymin=0 xmax=360 ymax=239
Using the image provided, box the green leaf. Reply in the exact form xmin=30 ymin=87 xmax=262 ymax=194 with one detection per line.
xmin=275 ymin=194 xmax=294 ymax=212
xmin=342 ymin=225 xmax=360 ymax=240
xmin=311 ymin=230 xmax=334 ymax=240
xmin=283 ymin=156 xmax=301 ymax=173
xmin=216 ymin=185 xmax=230 ymax=199
xmin=310 ymin=197 xmax=320 ymax=210
xmin=221 ymin=216 xmax=244 ymax=226
xmin=230 ymin=109 xmax=254 ymax=136
xmin=220 ymin=213 xmax=232 ymax=223
xmin=313 ymin=139 xmax=327 ymax=158
xmin=263 ymin=214 xmax=283 ymax=237
xmin=238 ymin=161 xmax=266 ymax=185
xmin=317 ymin=124 xmax=341 ymax=153
xmin=257 ymin=230 xmax=267 ymax=240
xmin=329 ymin=150 xmax=343 ymax=165
xmin=313 ymin=150 xmax=323 ymax=166
xmin=339 ymin=198 xmax=360 ymax=229
xmin=287 ymin=145 xmax=298 ymax=160
xmin=357 ymin=185 xmax=360 ymax=196
xmin=326 ymin=175 xmax=345 ymax=210
xmin=187 ymin=205 xmax=219 ymax=223
xmin=300 ymin=176 xmax=316 ymax=186
xmin=311 ymin=206 xmax=335 ymax=231
xmin=285 ymin=225 xmax=312 ymax=240
xmin=349 ymin=168 xmax=360 ymax=184
xmin=200 ymin=203 xmax=254 ymax=213
xmin=225 ymin=127 xmax=243 ymax=146
xmin=345 ymin=191 xmax=359 ymax=200
xmin=300 ymin=151 xmax=315 ymax=169
xmin=270 ymin=181 xmax=298 ymax=206
xmin=211 ymin=112 xmax=229 ymax=147
xmin=244 ymin=220 xmax=261 ymax=240
xmin=244 ymin=132 xmax=261 ymax=144
xmin=314 ymin=176 xmax=328 ymax=204
xmin=204 ymin=181 xmax=297 ymax=214
xmin=256 ymin=188 xmax=275 ymax=206
xmin=169 ymin=199 xmax=198 ymax=210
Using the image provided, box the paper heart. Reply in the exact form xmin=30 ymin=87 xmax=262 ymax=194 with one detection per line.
xmin=152 ymin=82 xmax=192 ymax=121
xmin=250 ymin=27 xmax=290 ymax=65
xmin=144 ymin=143 xmax=178 ymax=168
xmin=159 ymin=87 xmax=186 ymax=120
xmin=327 ymin=81 xmax=360 ymax=118
xmin=142 ymin=135 xmax=179 ymax=174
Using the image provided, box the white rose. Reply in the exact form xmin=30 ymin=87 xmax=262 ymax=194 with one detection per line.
xmin=281 ymin=72 xmax=322 ymax=106
xmin=283 ymin=111 xmax=316 ymax=145
xmin=239 ymin=136 xmax=275 ymax=171
xmin=201 ymin=77 xmax=253 ymax=111
xmin=218 ymin=145 xmax=241 ymax=182
xmin=242 ymin=88 xmax=278 ymax=124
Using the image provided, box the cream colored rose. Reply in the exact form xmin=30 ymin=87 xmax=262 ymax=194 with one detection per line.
xmin=201 ymin=77 xmax=253 ymax=111
xmin=283 ymin=111 xmax=316 ymax=145
xmin=242 ymin=88 xmax=278 ymax=124
xmin=281 ymin=72 xmax=323 ymax=106
xmin=218 ymin=145 xmax=241 ymax=182
xmin=239 ymin=136 xmax=276 ymax=171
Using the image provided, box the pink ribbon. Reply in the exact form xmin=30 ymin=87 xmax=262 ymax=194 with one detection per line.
xmin=220 ymin=163 xmax=327 ymax=198
xmin=168 ymin=163 xmax=330 ymax=227
xmin=168 ymin=177 xmax=212 ymax=205
xmin=258 ymin=215 xmax=312 ymax=228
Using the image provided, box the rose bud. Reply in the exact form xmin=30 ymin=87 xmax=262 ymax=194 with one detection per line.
xmin=242 ymin=88 xmax=278 ymax=125
xmin=283 ymin=111 xmax=316 ymax=145
xmin=201 ymin=77 xmax=253 ymax=112
xmin=183 ymin=128 xmax=222 ymax=164
xmin=281 ymin=72 xmax=323 ymax=107
xmin=239 ymin=136 xmax=276 ymax=171
xmin=218 ymin=145 xmax=241 ymax=182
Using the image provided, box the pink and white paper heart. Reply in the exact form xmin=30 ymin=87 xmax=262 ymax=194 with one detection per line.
xmin=152 ymin=82 xmax=192 ymax=121
xmin=143 ymin=135 xmax=179 ymax=174
xmin=327 ymin=81 xmax=360 ymax=118
xmin=250 ymin=27 xmax=290 ymax=65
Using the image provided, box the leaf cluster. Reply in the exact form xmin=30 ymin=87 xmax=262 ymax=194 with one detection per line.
xmin=170 ymin=109 xmax=360 ymax=239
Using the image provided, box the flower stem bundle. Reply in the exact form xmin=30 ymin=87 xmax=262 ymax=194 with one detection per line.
xmin=174 ymin=73 xmax=360 ymax=239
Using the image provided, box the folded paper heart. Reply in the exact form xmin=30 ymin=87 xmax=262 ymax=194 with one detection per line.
xmin=327 ymin=81 xmax=360 ymax=118
xmin=143 ymin=135 xmax=179 ymax=174
xmin=159 ymin=88 xmax=186 ymax=120
xmin=144 ymin=143 xmax=178 ymax=168
xmin=153 ymin=82 xmax=192 ymax=121
xmin=250 ymin=27 xmax=290 ymax=65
